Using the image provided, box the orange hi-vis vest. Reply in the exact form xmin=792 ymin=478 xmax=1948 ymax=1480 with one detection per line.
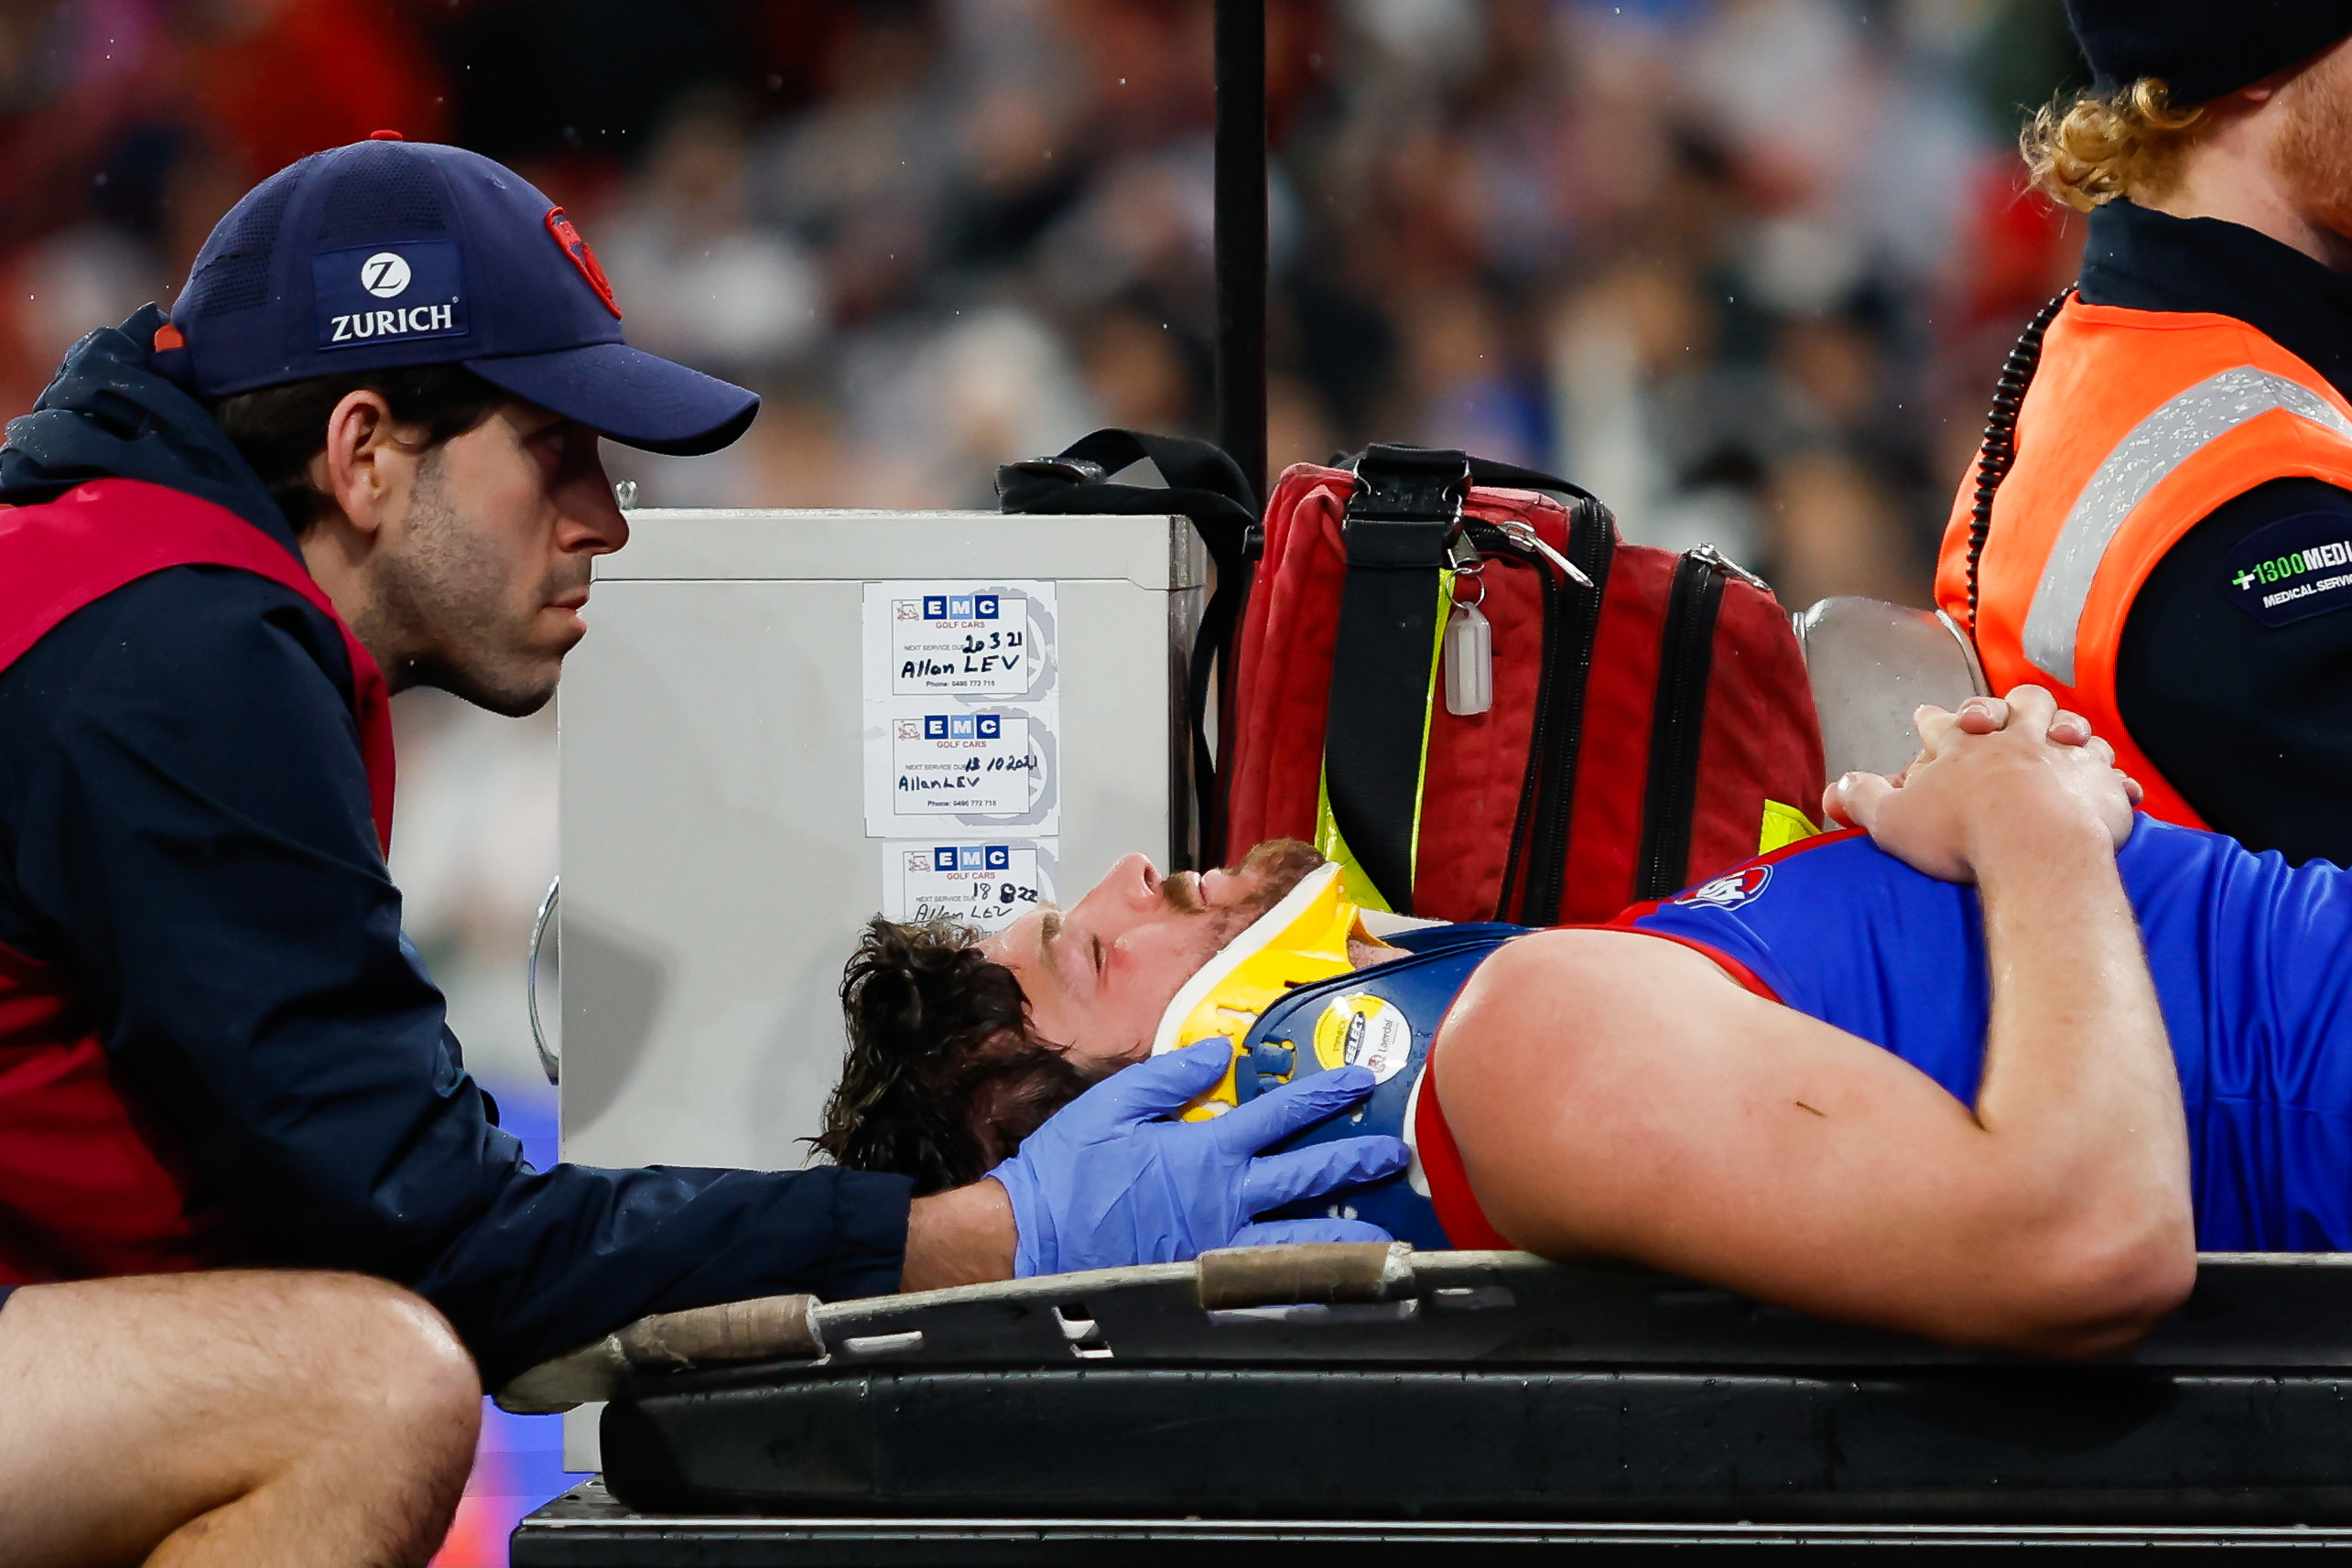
xmin=1935 ymin=297 xmax=2352 ymax=828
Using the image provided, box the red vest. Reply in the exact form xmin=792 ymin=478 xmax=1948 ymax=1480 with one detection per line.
xmin=0 ymin=479 xmax=395 ymax=1284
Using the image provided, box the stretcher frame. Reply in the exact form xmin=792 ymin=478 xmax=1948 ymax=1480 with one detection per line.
xmin=512 ymin=1246 xmax=2352 ymax=1561
xmin=510 ymin=1491 xmax=2352 ymax=1567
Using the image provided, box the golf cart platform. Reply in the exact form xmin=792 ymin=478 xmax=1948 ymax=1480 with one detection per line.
xmin=508 ymin=1247 xmax=2352 ymax=1563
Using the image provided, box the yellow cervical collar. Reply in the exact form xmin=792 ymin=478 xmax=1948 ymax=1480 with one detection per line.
xmin=1149 ymin=861 xmax=1371 ymax=1120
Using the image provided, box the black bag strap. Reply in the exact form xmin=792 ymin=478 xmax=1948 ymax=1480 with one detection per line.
xmin=1339 ymin=447 xmax=1594 ymax=506
xmin=1320 ymin=444 xmax=1470 ymax=915
xmin=997 ymin=429 xmax=1260 ymax=869
xmin=1460 ymin=456 xmax=1597 ymax=504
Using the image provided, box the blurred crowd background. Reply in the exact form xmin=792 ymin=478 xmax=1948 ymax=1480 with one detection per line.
xmin=0 ymin=0 xmax=2093 ymax=1085
xmin=0 ymin=1 xmax=2088 ymax=1557
xmin=2 ymin=0 xmax=2092 ymax=586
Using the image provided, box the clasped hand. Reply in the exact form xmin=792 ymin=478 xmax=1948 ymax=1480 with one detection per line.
xmin=1822 ymin=684 xmax=2142 ymax=883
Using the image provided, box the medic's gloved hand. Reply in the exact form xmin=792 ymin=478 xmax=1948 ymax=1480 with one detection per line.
xmin=989 ymin=1039 xmax=1408 ymax=1276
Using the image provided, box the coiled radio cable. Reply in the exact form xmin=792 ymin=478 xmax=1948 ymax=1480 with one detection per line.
xmin=1966 ymin=287 xmax=2076 ymax=634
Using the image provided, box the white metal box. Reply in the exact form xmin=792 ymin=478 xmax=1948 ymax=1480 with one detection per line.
xmin=555 ymin=509 xmax=1203 ymax=1174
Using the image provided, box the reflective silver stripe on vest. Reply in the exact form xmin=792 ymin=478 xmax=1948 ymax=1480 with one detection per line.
xmin=2021 ymin=366 xmax=2352 ymax=686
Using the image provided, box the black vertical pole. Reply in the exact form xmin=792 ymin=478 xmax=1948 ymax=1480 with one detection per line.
xmin=1204 ymin=0 xmax=1266 ymax=869
xmin=1213 ymin=0 xmax=1267 ymax=510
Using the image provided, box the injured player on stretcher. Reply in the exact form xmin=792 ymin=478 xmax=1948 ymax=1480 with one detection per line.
xmin=820 ymin=686 xmax=2342 ymax=1358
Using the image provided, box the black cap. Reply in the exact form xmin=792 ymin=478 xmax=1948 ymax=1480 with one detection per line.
xmin=2065 ymin=0 xmax=2352 ymax=105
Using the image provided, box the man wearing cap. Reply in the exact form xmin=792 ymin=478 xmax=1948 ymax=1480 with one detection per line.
xmin=0 ymin=135 xmax=1397 ymax=1566
xmin=1939 ymin=4 xmax=2352 ymax=866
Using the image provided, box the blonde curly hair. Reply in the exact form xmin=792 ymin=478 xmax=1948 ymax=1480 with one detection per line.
xmin=2022 ymin=79 xmax=2213 ymax=211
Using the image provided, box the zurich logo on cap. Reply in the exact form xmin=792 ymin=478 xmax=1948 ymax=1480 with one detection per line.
xmin=314 ymin=242 xmax=466 ymax=350
xmin=166 ymin=135 xmax=757 ymax=457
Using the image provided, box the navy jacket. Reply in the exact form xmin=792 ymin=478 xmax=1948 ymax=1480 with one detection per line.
xmin=0 ymin=310 xmax=911 ymax=1386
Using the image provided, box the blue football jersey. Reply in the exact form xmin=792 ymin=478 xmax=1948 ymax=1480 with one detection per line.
xmin=1631 ymin=818 xmax=2352 ymax=1251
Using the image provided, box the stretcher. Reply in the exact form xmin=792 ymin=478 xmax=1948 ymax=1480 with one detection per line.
xmin=510 ymin=1243 xmax=2352 ymax=1563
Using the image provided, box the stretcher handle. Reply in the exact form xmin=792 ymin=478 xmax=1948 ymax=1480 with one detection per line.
xmin=1197 ymin=1241 xmax=1416 ymax=1310
xmin=493 ymin=1292 xmax=822 ymax=1414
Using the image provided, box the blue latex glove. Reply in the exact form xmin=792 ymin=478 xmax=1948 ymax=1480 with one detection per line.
xmin=989 ymin=1039 xmax=1408 ymax=1276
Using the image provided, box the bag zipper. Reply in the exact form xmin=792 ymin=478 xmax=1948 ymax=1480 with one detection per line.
xmin=1633 ymin=546 xmax=1729 ymax=902
xmin=1690 ymin=540 xmax=1769 ymax=591
xmin=1468 ymin=519 xmax=1561 ymax=923
xmin=1518 ymin=499 xmax=1613 ymax=925
xmin=1496 ymin=519 xmax=1594 ymax=589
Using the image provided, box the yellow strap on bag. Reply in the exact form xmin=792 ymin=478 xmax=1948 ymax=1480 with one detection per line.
xmin=1758 ymin=798 xmax=1820 ymax=855
xmin=1312 ymin=571 xmax=1456 ymax=914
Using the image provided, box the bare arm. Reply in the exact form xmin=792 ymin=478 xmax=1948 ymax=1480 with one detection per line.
xmin=1436 ymin=688 xmax=2193 ymax=1357
xmin=898 ymin=1180 xmax=1016 ymax=1292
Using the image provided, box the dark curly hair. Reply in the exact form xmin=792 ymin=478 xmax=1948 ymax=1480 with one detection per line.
xmin=817 ymin=917 xmax=1088 ymax=1195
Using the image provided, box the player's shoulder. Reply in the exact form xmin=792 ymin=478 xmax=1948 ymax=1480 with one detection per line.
xmin=1660 ymin=827 xmax=1878 ymax=911
xmin=2117 ymin=812 xmax=2303 ymax=891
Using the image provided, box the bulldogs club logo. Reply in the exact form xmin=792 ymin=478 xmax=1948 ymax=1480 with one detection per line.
xmin=1671 ymin=863 xmax=1772 ymax=912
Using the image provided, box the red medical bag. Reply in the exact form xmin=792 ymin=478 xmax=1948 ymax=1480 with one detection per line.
xmin=1222 ymin=446 xmax=1825 ymax=925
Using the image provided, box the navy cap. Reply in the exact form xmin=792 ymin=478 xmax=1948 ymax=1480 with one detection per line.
xmin=165 ymin=136 xmax=758 ymax=456
xmin=2066 ymin=0 xmax=2352 ymax=105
